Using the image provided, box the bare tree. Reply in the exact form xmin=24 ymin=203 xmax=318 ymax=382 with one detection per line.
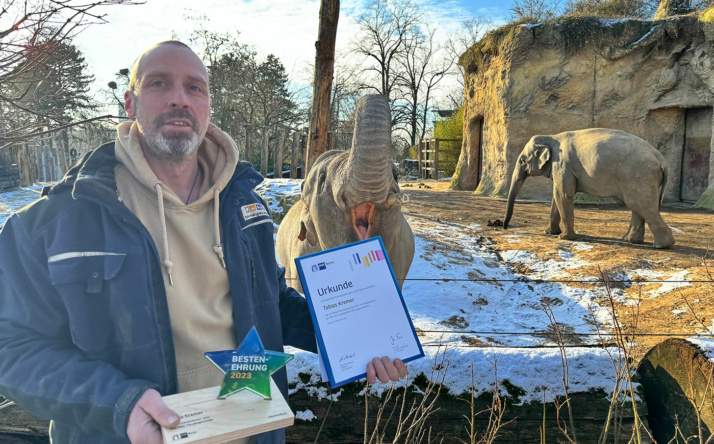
xmin=0 ymin=0 xmax=139 ymax=150
xmin=352 ymin=0 xmax=421 ymax=101
xmin=393 ymin=26 xmax=452 ymax=148
xmin=329 ymin=50 xmax=361 ymax=150
xmin=510 ymin=0 xmax=563 ymax=22
xmin=443 ymin=16 xmax=493 ymax=108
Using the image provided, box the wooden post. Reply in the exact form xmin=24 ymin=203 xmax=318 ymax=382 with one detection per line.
xmin=417 ymin=140 xmax=422 ymax=179
xmin=327 ymin=132 xmax=334 ymax=151
xmin=290 ymin=132 xmax=299 ymax=179
xmin=300 ymin=134 xmax=307 ymax=178
xmin=261 ymin=127 xmax=270 ymax=177
xmin=305 ymin=0 xmax=340 ymax=176
xmin=435 ymin=139 xmax=440 ymax=180
xmin=244 ymin=125 xmax=252 ymax=166
xmin=58 ymin=133 xmax=69 ymax=177
xmin=274 ymin=129 xmax=287 ymax=179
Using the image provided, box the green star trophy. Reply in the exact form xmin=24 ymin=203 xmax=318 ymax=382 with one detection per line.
xmin=161 ymin=327 xmax=294 ymax=444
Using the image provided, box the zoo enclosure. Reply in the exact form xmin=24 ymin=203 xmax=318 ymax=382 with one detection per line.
xmin=418 ymin=138 xmax=461 ymax=180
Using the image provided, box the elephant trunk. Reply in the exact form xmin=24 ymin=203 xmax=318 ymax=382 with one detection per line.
xmin=343 ymin=95 xmax=393 ymax=209
xmin=503 ymin=170 xmax=525 ymax=229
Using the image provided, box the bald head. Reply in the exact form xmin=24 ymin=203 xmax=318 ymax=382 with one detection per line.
xmin=128 ymin=41 xmax=208 ymax=93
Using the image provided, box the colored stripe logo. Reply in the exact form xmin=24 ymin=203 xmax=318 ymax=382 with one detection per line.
xmin=352 ymin=249 xmax=385 ymax=268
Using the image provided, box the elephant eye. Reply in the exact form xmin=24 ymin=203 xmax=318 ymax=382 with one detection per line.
xmin=519 ymin=157 xmax=526 ymax=165
xmin=318 ymin=171 xmax=327 ymax=192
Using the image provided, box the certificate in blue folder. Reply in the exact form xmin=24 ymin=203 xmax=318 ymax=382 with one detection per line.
xmin=294 ymin=236 xmax=424 ymax=388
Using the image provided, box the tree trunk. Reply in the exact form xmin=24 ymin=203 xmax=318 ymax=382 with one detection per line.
xmin=261 ymin=127 xmax=270 ymax=177
xmin=244 ymin=125 xmax=252 ymax=166
xmin=291 ymin=132 xmax=299 ymax=179
xmin=305 ymin=0 xmax=340 ymax=176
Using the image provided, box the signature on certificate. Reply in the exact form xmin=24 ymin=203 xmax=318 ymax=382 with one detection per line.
xmin=339 ymin=353 xmax=356 ymax=363
xmin=390 ymin=333 xmax=404 ymax=346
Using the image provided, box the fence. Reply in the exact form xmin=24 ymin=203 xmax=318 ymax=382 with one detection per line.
xmin=418 ymin=138 xmax=461 ymax=180
xmin=243 ymin=126 xmax=309 ymax=179
xmin=0 ymin=124 xmax=311 ymax=187
xmin=0 ymin=126 xmax=115 ymax=188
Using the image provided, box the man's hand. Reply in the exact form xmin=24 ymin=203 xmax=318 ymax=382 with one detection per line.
xmin=366 ymin=357 xmax=408 ymax=384
xmin=127 ymin=389 xmax=180 ymax=444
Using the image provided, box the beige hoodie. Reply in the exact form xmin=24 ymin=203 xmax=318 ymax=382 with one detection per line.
xmin=114 ymin=121 xmax=239 ymax=394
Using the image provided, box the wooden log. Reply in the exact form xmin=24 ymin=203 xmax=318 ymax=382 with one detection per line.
xmin=290 ymin=132 xmax=299 ymax=179
xmin=244 ymin=125 xmax=252 ymax=166
xmin=273 ymin=129 xmax=287 ymax=179
xmin=57 ymin=133 xmax=69 ymax=178
xmin=637 ymin=338 xmax=714 ymax=442
xmin=261 ymin=127 xmax=269 ymax=178
xmin=304 ymin=0 xmax=339 ymax=176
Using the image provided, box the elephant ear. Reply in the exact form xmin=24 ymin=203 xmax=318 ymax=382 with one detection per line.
xmin=535 ymin=144 xmax=551 ymax=170
xmin=298 ymin=207 xmax=317 ymax=247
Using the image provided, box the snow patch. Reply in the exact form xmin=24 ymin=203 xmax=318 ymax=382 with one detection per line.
xmin=295 ymin=410 xmax=316 ymax=421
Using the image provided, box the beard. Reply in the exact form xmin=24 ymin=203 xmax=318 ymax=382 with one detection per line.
xmin=136 ymin=106 xmax=206 ymax=163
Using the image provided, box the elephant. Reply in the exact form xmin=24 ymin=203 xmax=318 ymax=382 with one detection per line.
xmin=503 ymin=128 xmax=675 ymax=249
xmin=276 ymin=95 xmax=415 ymax=292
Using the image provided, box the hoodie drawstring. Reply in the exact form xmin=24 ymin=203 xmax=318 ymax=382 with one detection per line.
xmin=213 ymin=189 xmax=226 ymax=268
xmin=154 ymin=183 xmax=175 ymax=285
xmin=153 ymin=184 xmax=227 ymax=285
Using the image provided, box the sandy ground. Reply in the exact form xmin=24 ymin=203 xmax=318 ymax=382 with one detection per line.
xmin=399 ymin=180 xmax=714 ymax=354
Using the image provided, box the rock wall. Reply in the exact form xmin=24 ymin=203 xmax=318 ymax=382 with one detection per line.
xmin=455 ymin=15 xmax=714 ymax=208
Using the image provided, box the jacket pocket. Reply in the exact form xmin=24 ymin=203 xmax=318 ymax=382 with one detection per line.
xmin=47 ymin=253 xmax=127 ymax=356
xmin=243 ymin=220 xmax=279 ymax=305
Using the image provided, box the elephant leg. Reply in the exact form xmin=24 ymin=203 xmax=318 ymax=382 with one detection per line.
xmin=624 ymin=191 xmax=675 ymax=249
xmin=545 ymin=198 xmax=562 ymax=235
xmin=622 ymin=211 xmax=645 ymax=244
xmin=555 ymin=176 xmax=577 ymax=240
xmin=645 ymin=212 xmax=675 ymax=249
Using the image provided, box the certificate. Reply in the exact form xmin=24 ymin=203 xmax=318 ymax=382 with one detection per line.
xmin=295 ymin=237 xmax=424 ymax=388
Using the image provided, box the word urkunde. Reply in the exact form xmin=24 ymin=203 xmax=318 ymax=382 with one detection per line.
xmin=317 ymin=280 xmax=354 ymax=296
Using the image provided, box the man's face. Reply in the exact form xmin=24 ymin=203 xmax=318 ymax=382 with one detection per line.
xmin=125 ymin=44 xmax=210 ymax=162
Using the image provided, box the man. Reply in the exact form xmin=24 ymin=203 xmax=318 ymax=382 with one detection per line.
xmin=0 ymin=41 xmax=407 ymax=444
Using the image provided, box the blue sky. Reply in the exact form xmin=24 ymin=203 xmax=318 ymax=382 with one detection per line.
xmin=73 ymin=0 xmax=513 ymax=101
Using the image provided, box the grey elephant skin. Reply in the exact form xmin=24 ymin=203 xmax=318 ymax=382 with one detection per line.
xmin=277 ymin=95 xmax=415 ymax=292
xmin=503 ymin=128 xmax=675 ymax=249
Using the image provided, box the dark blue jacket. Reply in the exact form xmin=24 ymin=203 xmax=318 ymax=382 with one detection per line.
xmin=0 ymin=142 xmax=316 ymax=443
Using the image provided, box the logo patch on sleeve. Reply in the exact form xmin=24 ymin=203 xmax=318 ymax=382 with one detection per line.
xmin=241 ymin=203 xmax=269 ymax=220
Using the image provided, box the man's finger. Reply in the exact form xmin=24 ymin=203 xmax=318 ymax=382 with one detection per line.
xmin=381 ymin=356 xmax=401 ymax=381
xmin=394 ymin=358 xmax=408 ymax=379
xmin=366 ymin=361 xmax=376 ymax=384
xmin=140 ymin=390 xmax=180 ymax=428
xmin=372 ymin=357 xmax=389 ymax=383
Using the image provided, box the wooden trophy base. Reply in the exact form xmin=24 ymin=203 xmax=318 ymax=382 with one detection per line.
xmin=161 ymin=379 xmax=293 ymax=444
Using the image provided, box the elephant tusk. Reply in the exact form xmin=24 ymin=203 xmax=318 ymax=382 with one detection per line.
xmin=399 ymin=193 xmax=409 ymax=204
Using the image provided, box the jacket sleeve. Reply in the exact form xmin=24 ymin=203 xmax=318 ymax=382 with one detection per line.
xmin=276 ymin=264 xmax=317 ymax=353
xmin=0 ymin=214 xmax=157 ymax=441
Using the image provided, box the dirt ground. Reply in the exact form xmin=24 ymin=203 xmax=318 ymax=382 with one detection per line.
xmin=399 ymin=180 xmax=714 ymax=353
